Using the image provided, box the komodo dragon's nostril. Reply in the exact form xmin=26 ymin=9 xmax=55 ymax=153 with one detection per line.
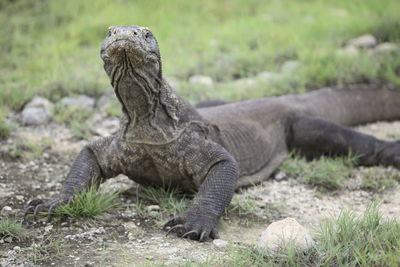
xmin=108 ymin=26 xmax=117 ymax=35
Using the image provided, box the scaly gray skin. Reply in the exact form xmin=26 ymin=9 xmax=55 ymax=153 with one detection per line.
xmin=25 ymin=26 xmax=400 ymax=241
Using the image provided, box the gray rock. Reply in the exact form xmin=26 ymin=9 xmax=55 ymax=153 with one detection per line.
xmin=147 ymin=205 xmax=160 ymax=212
xmin=25 ymin=96 xmax=54 ymax=110
xmin=21 ymin=96 xmax=54 ymax=126
xmin=346 ymin=34 xmax=377 ymax=49
xmin=336 ymin=46 xmax=359 ymax=57
xmin=213 ymin=239 xmax=228 ymax=249
xmin=1 ymin=206 xmax=13 ymax=216
xmin=189 ymin=75 xmax=214 ymax=87
xmin=60 ymin=95 xmax=95 ymax=111
xmin=21 ymin=108 xmax=50 ymax=126
xmin=373 ymin=42 xmax=400 ymax=54
xmin=44 ymin=224 xmax=53 ymax=233
xmin=99 ymin=174 xmax=136 ymax=194
xmin=256 ymin=217 xmax=315 ymax=254
xmin=257 ymin=71 xmax=281 ymax=82
xmin=281 ymin=61 xmax=300 ymax=73
xmin=146 ymin=205 xmax=160 ymax=217
xmin=274 ymin=171 xmax=287 ymax=181
xmin=15 ymin=195 xmax=24 ymax=201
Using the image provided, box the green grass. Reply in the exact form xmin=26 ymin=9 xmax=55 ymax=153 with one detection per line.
xmin=0 ymin=108 xmax=11 ymax=140
xmin=133 ymin=186 xmax=189 ymax=223
xmin=181 ymin=204 xmax=400 ymax=266
xmin=131 ymin=185 xmax=278 ymax=227
xmin=0 ymin=121 xmax=11 ymax=140
xmin=227 ymin=193 xmax=260 ymax=218
xmin=360 ymin=167 xmax=400 ymax=192
xmin=0 ymin=218 xmax=30 ymax=241
xmin=279 ymin=154 xmax=357 ymax=190
xmin=313 ymin=203 xmax=400 ymax=266
xmin=52 ymin=186 xmax=121 ymax=219
xmin=280 ymin=154 xmax=400 ymax=193
xmin=25 ymin=237 xmax=65 ymax=265
xmin=1 ymin=0 xmax=399 ymax=119
xmin=225 ymin=192 xmax=279 ymax=227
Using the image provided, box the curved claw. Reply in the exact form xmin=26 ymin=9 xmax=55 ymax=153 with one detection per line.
xmin=199 ymin=230 xmax=209 ymax=242
xmin=24 ymin=199 xmax=45 ymax=219
xmin=163 ymin=216 xmax=183 ymax=230
xmin=181 ymin=230 xmax=199 ymax=239
xmin=163 ymin=212 xmax=219 ymax=242
xmin=23 ymin=206 xmax=35 ymax=219
xmin=33 ymin=204 xmax=44 ymax=216
xmin=166 ymin=224 xmax=185 ymax=236
xmin=27 ymin=199 xmax=44 ymax=206
xmin=47 ymin=202 xmax=58 ymax=222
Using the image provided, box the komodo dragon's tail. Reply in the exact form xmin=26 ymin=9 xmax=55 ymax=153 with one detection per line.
xmin=286 ymin=84 xmax=400 ymax=126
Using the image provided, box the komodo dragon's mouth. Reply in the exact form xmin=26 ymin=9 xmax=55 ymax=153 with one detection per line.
xmin=105 ymin=39 xmax=135 ymax=49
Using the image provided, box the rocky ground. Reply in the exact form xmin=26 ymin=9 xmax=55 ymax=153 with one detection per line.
xmin=0 ymin=89 xmax=399 ymax=266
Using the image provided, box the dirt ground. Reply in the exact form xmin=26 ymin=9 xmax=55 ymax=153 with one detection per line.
xmin=1 ymin=115 xmax=399 ymax=266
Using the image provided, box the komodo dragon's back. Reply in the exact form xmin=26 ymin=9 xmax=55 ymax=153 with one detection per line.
xmin=199 ymin=84 xmax=400 ymax=187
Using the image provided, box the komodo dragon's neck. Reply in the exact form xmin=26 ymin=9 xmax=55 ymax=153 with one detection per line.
xmin=100 ymin=26 xmax=200 ymax=144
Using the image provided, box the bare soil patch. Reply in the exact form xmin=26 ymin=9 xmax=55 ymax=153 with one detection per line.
xmin=1 ymin=119 xmax=399 ymax=266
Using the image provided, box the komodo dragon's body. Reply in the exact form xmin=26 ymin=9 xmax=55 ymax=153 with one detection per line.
xmin=25 ymin=26 xmax=400 ymax=241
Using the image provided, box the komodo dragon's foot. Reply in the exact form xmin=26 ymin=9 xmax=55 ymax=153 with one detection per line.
xmin=24 ymin=194 xmax=72 ymax=221
xmin=164 ymin=211 xmax=220 ymax=242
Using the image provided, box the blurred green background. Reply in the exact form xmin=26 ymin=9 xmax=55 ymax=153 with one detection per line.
xmin=1 ymin=0 xmax=400 ymax=121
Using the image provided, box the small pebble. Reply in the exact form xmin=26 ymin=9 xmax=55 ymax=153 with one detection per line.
xmin=274 ymin=171 xmax=286 ymax=181
xmin=147 ymin=205 xmax=160 ymax=211
xmin=15 ymin=195 xmax=24 ymax=201
xmin=213 ymin=239 xmax=228 ymax=249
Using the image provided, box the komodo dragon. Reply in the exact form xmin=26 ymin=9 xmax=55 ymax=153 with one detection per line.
xmin=25 ymin=25 xmax=400 ymax=241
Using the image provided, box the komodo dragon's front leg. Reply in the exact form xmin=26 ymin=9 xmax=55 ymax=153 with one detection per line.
xmin=286 ymin=114 xmax=400 ymax=167
xmin=164 ymin=142 xmax=239 ymax=241
xmin=24 ymin=138 xmax=113 ymax=219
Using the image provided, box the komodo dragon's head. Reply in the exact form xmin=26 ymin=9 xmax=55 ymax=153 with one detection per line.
xmin=100 ymin=25 xmax=162 ymax=85
xmin=99 ymin=26 xmax=181 ymax=131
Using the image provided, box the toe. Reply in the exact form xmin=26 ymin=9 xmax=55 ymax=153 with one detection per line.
xmin=23 ymin=206 xmax=35 ymax=219
xmin=210 ymin=229 xmax=220 ymax=239
xmin=33 ymin=204 xmax=45 ymax=216
xmin=166 ymin=224 xmax=185 ymax=236
xmin=163 ymin=216 xmax=184 ymax=229
xmin=199 ymin=230 xmax=210 ymax=242
xmin=181 ymin=230 xmax=199 ymax=239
